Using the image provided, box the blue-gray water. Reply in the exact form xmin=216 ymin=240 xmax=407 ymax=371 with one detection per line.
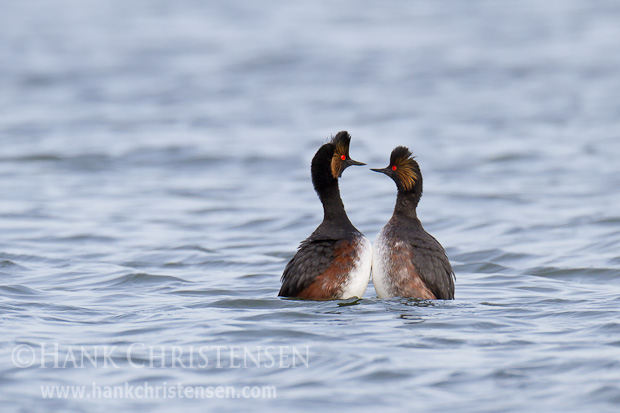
xmin=2 ymin=0 xmax=620 ymax=412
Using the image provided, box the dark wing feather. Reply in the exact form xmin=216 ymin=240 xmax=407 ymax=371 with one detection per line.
xmin=279 ymin=238 xmax=338 ymax=297
xmin=409 ymin=236 xmax=455 ymax=300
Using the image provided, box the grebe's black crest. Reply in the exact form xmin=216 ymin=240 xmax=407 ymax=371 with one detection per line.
xmin=330 ymin=131 xmax=351 ymax=155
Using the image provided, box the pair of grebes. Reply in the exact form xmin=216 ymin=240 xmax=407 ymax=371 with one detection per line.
xmin=279 ymin=131 xmax=455 ymax=300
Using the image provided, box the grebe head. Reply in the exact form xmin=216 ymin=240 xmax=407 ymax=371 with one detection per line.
xmin=311 ymin=131 xmax=365 ymax=190
xmin=328 ymin=131 xmax=365 ymax=178
xmin=310 ymin=131 xmax=365 ymax=219
xmin=371 ymin=146 xmax=422 ymax=194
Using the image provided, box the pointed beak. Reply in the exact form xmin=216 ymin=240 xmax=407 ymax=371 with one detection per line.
xmin=347 ymin=158 xmax=366 ymax=166
xmin=370 ymin=167 xmax=390 ymax=175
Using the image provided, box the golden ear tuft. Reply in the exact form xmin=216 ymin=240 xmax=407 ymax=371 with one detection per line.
xmin=329 ymin=131 xmax=351 ymax=178
xmin=330 ymin=155 xmax=342 ymax=179
xmin=395 ymin=162 xmax=418 ymax=191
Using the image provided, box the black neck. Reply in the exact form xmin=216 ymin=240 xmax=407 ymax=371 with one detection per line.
xmin=317 ymin=180 xmax=350 ymax=222
xmin=310 ymin=143 xmax=352 ymax=226
xmin=393 ymin=190 xmax=421 ymax=220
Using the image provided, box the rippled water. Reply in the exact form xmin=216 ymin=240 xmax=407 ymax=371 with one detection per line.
xmin=2 ymin=0 xmax=620 ymax=411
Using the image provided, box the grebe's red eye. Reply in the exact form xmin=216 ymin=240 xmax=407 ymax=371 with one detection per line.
xmin=392 ymin=165 xmax=397 ymax=171
xmin=341 ymin=155 xmax=346 ymax=161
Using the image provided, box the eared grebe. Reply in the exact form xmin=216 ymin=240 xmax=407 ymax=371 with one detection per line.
xmin=371 ymin=146 xmax=455 ymax=300
xmin=279 ymin=132 xmax=372 ymax=300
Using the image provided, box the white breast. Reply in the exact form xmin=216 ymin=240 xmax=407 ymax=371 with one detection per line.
xmin=372 ymin=228 xmax=392 ymax=299
xmin=340 ymin=236 xmax=372 ymax=299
